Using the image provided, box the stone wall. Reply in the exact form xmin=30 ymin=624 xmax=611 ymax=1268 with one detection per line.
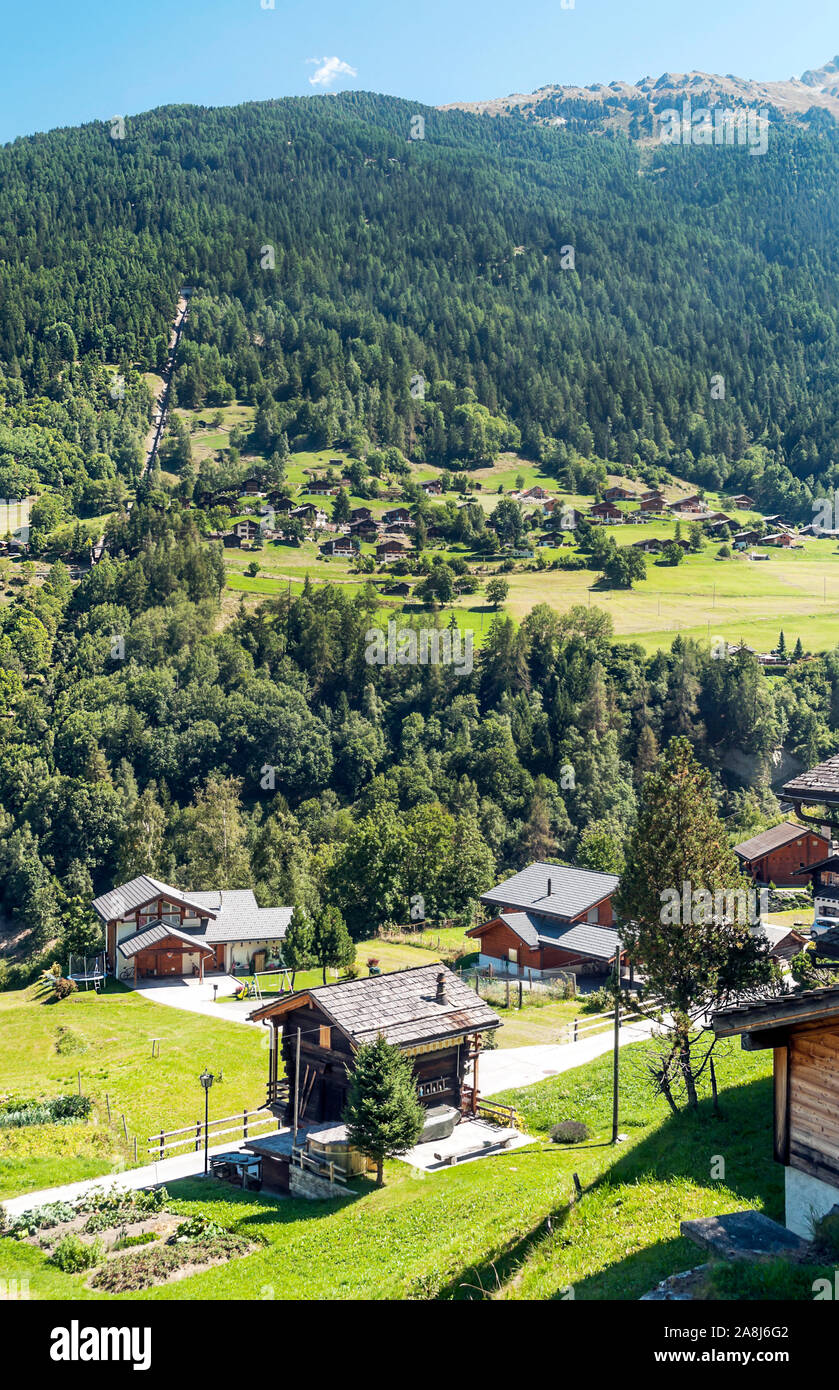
xmin=289 ymin=1165 xmax=351 ymax=1201
xmin=785 ymin=1164 xmax=839 ymax=1238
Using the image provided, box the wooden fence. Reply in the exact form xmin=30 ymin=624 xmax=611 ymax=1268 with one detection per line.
xmin=147 ymin=1107 xmax=280 ymax=1161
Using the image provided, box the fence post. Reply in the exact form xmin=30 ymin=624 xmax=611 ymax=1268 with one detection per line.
xmin=573 ymin=1017 xmax=578 ymax=1043
xmin=122 ymin=1114 xmax=128 ymax=1141
xmin=159 ymin=1129 xmax=164 ymax=1161
xmin=77 ymin=1071 xmax=81 ymax=1095
xmin=518 ymin=982 xmax=523 ymax=1009
xmin=134 ymin=1136 xmax=138 ymax=1163
xmin=105 ymin=1094 xmax=111 ymax=1123
xmin=505 ymin=977 xmax=510 ymax=1008
xmin=243 ymin=1107 xmax=249 ymax=1141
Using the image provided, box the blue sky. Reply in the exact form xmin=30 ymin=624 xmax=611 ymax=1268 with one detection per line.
xmin=2 ymin=0 xmax=836 ymax=144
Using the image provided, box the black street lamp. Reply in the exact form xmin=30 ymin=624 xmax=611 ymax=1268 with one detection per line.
xmin=199 ymin=1067 xmax=220 ymax=1176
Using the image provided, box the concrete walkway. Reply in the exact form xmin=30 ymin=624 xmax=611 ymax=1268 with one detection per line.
xmin=129 ymin=975 xmax=267 ymax=1028
xmin=0 ymin=1135 xmax=275 ymax=1220
xmin=474 ymin=1016 xmax=657 ymax=1095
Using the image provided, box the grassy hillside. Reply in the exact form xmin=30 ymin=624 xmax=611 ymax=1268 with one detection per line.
xmin=0 ymin=979 xmax=266 ymax=1199
xmin=3 ymin=1035 xmax=825 ymax=1301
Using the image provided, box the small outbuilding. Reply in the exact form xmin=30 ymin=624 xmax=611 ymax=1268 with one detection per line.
xmin=250 ymin=964 xmax=500 ymax=1127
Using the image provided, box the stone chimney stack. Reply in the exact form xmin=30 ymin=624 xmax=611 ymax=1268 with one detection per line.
xmin=435 ymin=971 xmax=447 ymax=1004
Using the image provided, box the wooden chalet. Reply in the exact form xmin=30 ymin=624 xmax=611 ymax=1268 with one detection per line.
xmin=668 ymin=494 xmax=706 ymax=514
xmin=713 ymin=987 xmax=839 ymax=1236
xmin=604 ymin=485 xmax=637 ymax=501
xmin=761 ymin=531 xmax=795 ymax=547
xmin=789 ymin=852 xmax=839 ymax=935
xmin=267 ymin=494 xmax=294 ymax=512
xmin=349 ymin=506 xmax=373 ymax=522
xmin=468 ymin=862 xmax=622 ymax=979
xmin=382 ymin=507 xmax=412 ymax=525
xmin=731 ymin=493 xmax=754 ymax=508
xmin=376 ymin=538 xmax=409 ymax=561
xmin=783 ymin=755 xmax=839 ymax=831
xmin=589 ymin=500 xmax=623 ymax=523
xmin=250 ymin=964 xmax=500 ymax=1128
xmin=94 ymin=875 xmax=291 ymax=981
xmin=733 ymin=821 xmax=828 ymax=887
xmin=291 ymin=504 xmax=327 ymax=527
xmin=319 ymin=538 xmax=355 ymax=558
xmin=638 ymin=495 xmax=666 ymax=513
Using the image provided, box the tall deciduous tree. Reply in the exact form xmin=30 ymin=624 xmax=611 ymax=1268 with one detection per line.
xmin=183 ymin=776 xmax=251 ymax=888
xmin=615 ymin=736 xmax=775 ymax=1111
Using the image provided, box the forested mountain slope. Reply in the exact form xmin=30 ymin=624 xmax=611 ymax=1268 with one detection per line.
xmin=2 ymin=92 xmax=839 ymax=510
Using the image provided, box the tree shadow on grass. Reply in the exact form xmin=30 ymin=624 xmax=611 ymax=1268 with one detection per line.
xmin=438 ymin=1075 xmax=782 ymax=1301
xmin=164 ymin=1172 xmax=368 ymax=1236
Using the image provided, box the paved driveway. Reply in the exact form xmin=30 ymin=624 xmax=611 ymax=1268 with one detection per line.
xmin=129 ymin=976 xmax=267 ymax=1028
xmin=473 ymin=1016 xmax=657 ymax=1095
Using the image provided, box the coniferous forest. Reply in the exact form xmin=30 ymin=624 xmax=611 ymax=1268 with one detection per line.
xmin=3 ymin=91 xmax=839 ymax=973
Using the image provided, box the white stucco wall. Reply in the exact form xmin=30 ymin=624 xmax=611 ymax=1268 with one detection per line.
xmin=785 ymin=1165 xmax=839 ymax=1238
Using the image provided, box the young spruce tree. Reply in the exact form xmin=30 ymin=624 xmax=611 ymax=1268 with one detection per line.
xmin=343 ymin=1035 xmax=424 ymax=1186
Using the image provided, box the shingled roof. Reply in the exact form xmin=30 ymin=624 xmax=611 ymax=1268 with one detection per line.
xmin=249 ymin=963 xmax=499 ymax=1047
xmin=782 ymin=756 xmax=839 ymax=806
xmin=734 ymin=821 xmax=822 ymax=862
xmin=481 ymin=862 xmax=619 ymax=923
xmin=712 ymin=986 xmax=839 ymax=1037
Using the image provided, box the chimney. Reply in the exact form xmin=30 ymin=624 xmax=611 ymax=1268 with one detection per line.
xmin=547 ymin=877 xmax=552 ymax=896
xmin=435 ymin=971 xmax=447 ymax=1004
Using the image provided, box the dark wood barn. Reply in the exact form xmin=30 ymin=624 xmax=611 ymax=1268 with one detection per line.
xmin=250 ymin=964 xmax=500 ymax=1127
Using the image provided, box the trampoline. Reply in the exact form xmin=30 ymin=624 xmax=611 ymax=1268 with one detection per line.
xmin=67 ymin=951 xmax=107 ymax=991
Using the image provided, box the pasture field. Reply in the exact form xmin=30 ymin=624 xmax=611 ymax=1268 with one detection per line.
xmin=4 ymin=1037 xmax=822 ymax=1302
xmin=170 ymin=403 xmax=838 ymax=654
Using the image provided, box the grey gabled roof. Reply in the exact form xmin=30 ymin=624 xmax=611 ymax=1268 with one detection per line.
xmin=117 ymin=922 xmax=215 ymax=958
xmin=94 ymin=879 xmax=291 ymax=944
xmin=493 ymin=912 xmax=618 ymax=960
xmin=93 ymin=876 xmax=216 ymax=923
xmin=199 ymin=894 xmax=292 ymax=944
xmin=734 ymin=821 xmax=821 ymax=861
xmin=481 ymin=862 xmax=619 ymax=922
xmin=250 ymin=963 xmax=499 ymax=1046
